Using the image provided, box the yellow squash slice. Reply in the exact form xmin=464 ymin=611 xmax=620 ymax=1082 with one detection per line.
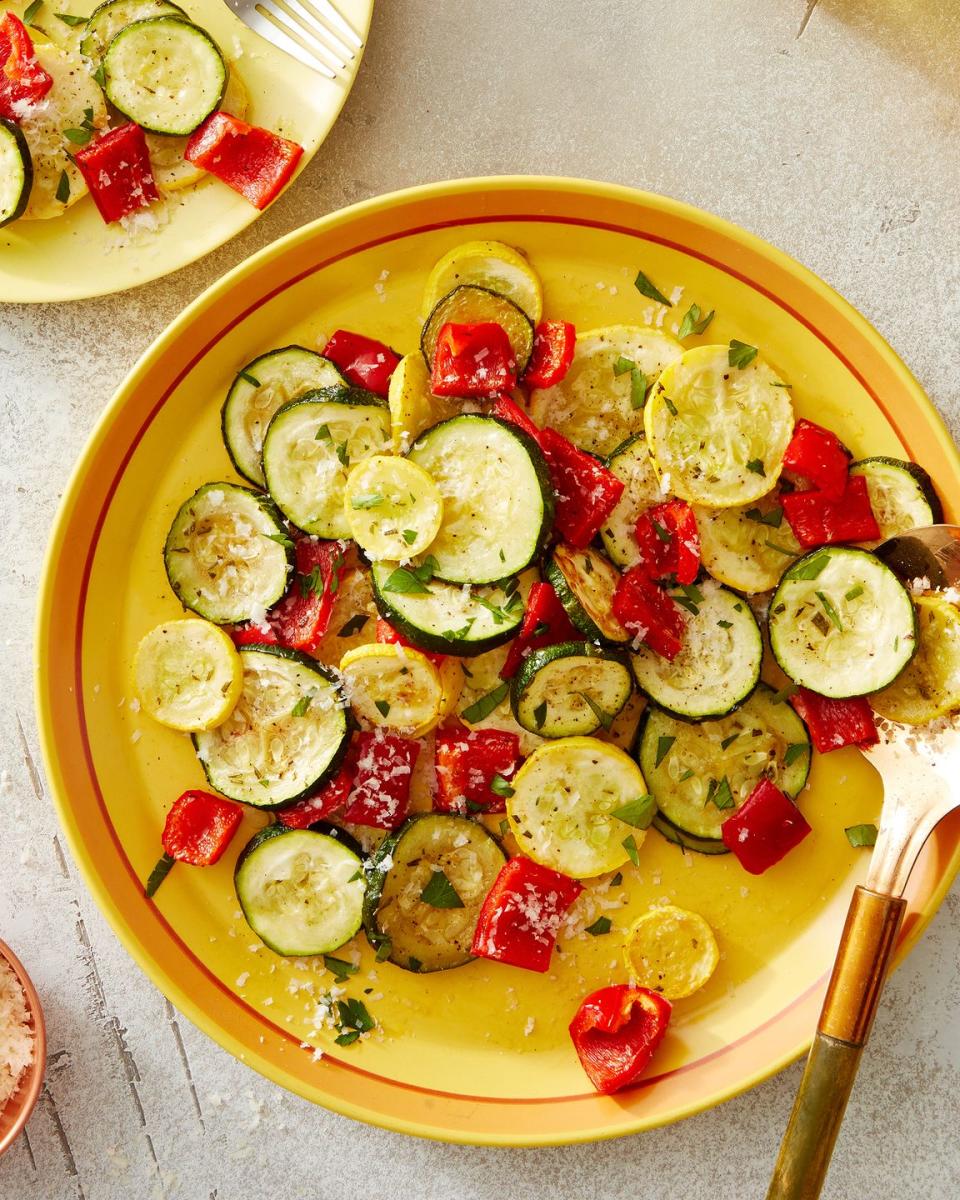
xmin=623 ymin=906 xmax=719 ymax=1000
xmin=871 ymin=595 xmax=960 ymax=724
xmin=134 ymin=619 xmax=242 ymax=731
xmin=422 ymin=239 xmax=543 ymax=323
xmin=340 ymin=643 xmax=451 ymax=737
xmin=344 ymin=454 xmax=443 ymax=560
xmin=386 ymin=352 xmax=459 ymax=452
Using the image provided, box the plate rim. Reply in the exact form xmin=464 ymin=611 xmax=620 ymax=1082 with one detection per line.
xmin=34 ymin=174 xmax=960 ymax=1144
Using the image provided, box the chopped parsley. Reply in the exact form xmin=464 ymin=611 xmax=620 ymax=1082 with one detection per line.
xmin=787 ymin=552 xmax=830 ymax=581
xmin=728 ymin=339 xmax=758 ymax=369
xmin=784 ymin=742 xmax=808 ymax=767
xmin=746 ymin=505 xmax=783 ymax=528
xmin=144 ymin=853 xmax=175 ymax=898
xmin=634 ymin=269 xmax=672 ymax=306
xmin=651 ymin=518 xmax=672 ymax=543
xmin=770 ymin=682 xmax=799 ymax=704
xmin=610 ymin=872 xmax=623 ymax=887
xmin=22 ymin=0 xmax=42 ymax=25
xmin=707 ymin=776 xmax=735 ymax=810
xmin=845 ymin=585 xmax=864 ymax=602
xmin=678 ymin=303 xmax=715 ymax=338
xmin=622 ymin=834 xmax=641 ymax=867
xmin=334 ymin=997 xmax=375 ymax=1046
xmin=655 ymin=734 xmax=675 ymax=767
xmin=402 ymin=529 xmax=419 ymax=545
xmin=374 ymin=699 xmax=391 ymax=718
xmin=663 ymin=393 xmax=678 ymax=417
xmin=720 ymin=733 xmax=739 ymax=750
xmin=533 ymin=700 xmax=548 ymax=729
xmin=499 ymin=819 xmax=510 ymax=837
xmin=613 ymin=355 xmax=635 ymax=377
xmin=630 ymin=367 xmax=650 ymax=410
xmin=717 ymin=619 xmax=733 ymax=629
xmin=816 ymin=590 xmax=844 ymax=632
xmin=55 ymin=170 xmax=71 ymax=204
xmin=64 ymin=127 xmax=93 ymax=145
xmin=351 ymin=493 xmax=384 ymax=509
xmin=746 ymin=458 xmax=766 ymax=476
xmin=314 ymin=423 xmax=331 ymax=441
xmin=56 ymin=10 xmax=86 ymax=23
xmin=290 ymin=692 xmax=315 ymax=718
xmin=461 ymin=681 xmax=510 ymax=723
xmin=585 ymin=917 xmax=612 ymax=936
xmin=92 ymin=62 xmax=106 ymax=88
xmin=612 ymin=794 xmax=657 ymax=829
xmin=323 ymin=955 xmax=358 ymax=983
xmin=490 ymin=773 xmax=516 ymax=798
xmin=381 ymin=556 xmax=437 ymax=595
xmin=265 ymin=530 xmax=295 ymax=549
xmin=337 ymin=614 xmax=369 ymax=638
xmin=335 ymin=440 xmax=349 ymax=466
xmin=420 ymin=869 xmax=464 ymax=909
xmin=845 ymin=823 xmax=878 ymax=848
xmin=578 ymin=691 xmax=615 ymax=730
xmin=765 ymin=538 xmax=797 ymax=557
xmin=298 ymin=564 xmax=324 ymax=597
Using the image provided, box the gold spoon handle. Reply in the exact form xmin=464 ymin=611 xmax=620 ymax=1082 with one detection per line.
xmin=766 ymin=887 xmax=906 ymax=1200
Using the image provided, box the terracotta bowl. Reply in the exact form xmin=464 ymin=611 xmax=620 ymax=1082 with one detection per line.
xmin=0 ymin=940 xmax=46 ymax=1159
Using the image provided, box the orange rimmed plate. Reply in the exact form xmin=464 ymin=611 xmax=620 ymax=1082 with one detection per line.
xmin=35 ymin=177 xmax=960 ymax=1144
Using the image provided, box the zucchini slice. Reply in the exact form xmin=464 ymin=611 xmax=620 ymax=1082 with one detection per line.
xmin=0 ymin=119 xmax=31 ymax=229
xmin=133 ymin=618 xmax=242 ymax=732
xmin=103 ymin=17 xmax=227 ymax=137
xmin=422 ymin=240 xmax=543 ymax=323
xmin=363 ymin=814 xmax=506 ymax=972
xmin=528 ymin=325 xmax=683 ymax=456
xmin=163 ymin=482 xmax=292 ymax=624
xmin=645 ymin=345 xmax=794 ymax=507
xmin=420 ymin=285 xmax=535 ymax=372
xmin=849 ymin=457 xmax=943 ymax=541
xmin=81 ymin=0 xmax=187 ymax=60
xmin=871 ymin=594 xmax=960 ymax=724
xmin=262 ymin=388 xmax=391 ymax=539
xmin=386 ymin=352 xmax=459 ymax=453
xmin=694 ymin=494 xmax=800 ymax=594
xmin=370 ymin=562 xmax=526 ymax=656
xmin=194 ymin=646 xmax=350 ymax=808
xmin=507 ymin=737 xmax=649 ymax=877
xmin=511 ymin=641 xmax=633 ymax=737
xmin=545 ymin=544 xmax=628 ymax=643
xmin=769 ymin=546 xmax=917 ymax=697
xmin=343 ymin=454 xmax=444 ymax=560
xmin=339 ymin=643 xmax=453 ymax=737
xmin=600 ymin=435 xmax=666 ymax=567
xmin=222 ymin=346 xmax=345 ymax=487
xmin=147 ymin=65 xmax=249 ymax=193
xmin=235 ymin=825 xmax=365 ymax=956
xmin=637 ymin=683 xmax=811 ymax=848
xmin=407 ymin=415 xmax=554 ymax=584
xmin=630 ymin=583 xmax=762 ymax=719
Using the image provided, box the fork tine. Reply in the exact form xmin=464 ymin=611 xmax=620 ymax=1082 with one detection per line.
xmin=292 ymin=0 xmax=357 ymax=60
xmin=251 ymin=4 xmax=338 ymax=76
xmin=269 ymin=0 xmax=349 ymax=69
xmin=312 ymin=0 xmax=362 ymax=48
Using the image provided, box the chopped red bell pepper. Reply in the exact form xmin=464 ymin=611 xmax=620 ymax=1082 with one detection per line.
xmin=490 ymin=393 xmax=542 ymax=443
xmin=569 ymin=984 xmax=671 ymax=1094
xmin=538 ymin=427 xmax=625 ymax=548
xmin=721 ymin=777 xmax=812 ymax=874
xmin=500 ymin=581 xmax=578 ymax=679
xmin=633 ymin=499 xmax=701 ymax=586
xmin=781 ymin=474 xmax=880 ymax=548
xmin=184 ymin=111 xmax=303 ymax=210
xmin=74 ymin=123 xmax=159 ymax=224
xmin=789 ymin=688 xmax=879 ymax=753
xmin=523 ymin=320 xmax=576 ymax=388
xmin=430 ymin=322 xmax=517 ymax=398
xmin=375 ymin=617 xmax=446 ymax=667
xmin=322 ymin=330 xmax=400 ymax=398
xmin=164 ymin=790 xmax=242 ymax=866
xmin=340 ymin=730 xmax=420 ymax=829
xmin=471 ymin=856 xmax=582 ymax=972
xmin=277 ymin=766 xmax=354 ymax=829
xmin=0 ymin=14 xmax=52 ymax=121
xmin=612 ymin=567 xmax=685 ymax=660
xmin=434 ymin=726 xmax=522 ymax=814
xmin=782 ymin=419 xmax=850 ymax=501
xmin=226 ymin=622 xmax=280 ymax=647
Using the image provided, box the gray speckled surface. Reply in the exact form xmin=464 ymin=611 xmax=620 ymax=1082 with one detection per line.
xmin=2 ymin=1 xmax=960 ymax=1197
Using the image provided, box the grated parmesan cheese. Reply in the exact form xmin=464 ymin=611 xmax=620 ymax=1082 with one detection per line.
xmin=0 ymin=958 xmax=34 ymax=1109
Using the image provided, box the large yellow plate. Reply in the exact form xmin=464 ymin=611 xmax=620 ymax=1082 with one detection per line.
xmin=0 ymin=0 xmax=372 ymax=303
xmin=35 ymin=177 xmax=960 ymax=1144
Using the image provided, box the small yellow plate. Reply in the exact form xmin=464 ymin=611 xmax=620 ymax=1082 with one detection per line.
xmin=36 ymin=177 xmax=960 ymax=1144
xmin=0 ymin=0 xmax=372 ymax=303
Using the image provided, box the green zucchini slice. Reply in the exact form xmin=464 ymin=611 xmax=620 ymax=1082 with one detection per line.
xmin=81 ymin=0 xmax=187 ymax=60
xmin=511 ymin=641 xmax=633 ymax=737
xmin=262 ymin=388 xmax=391 ymax=538
xmin=370 ymin=562 xmax=526 ymax=656
xmin=163 ymin=481 xmax=292 ymax=624
xmin=363 ymin=814 xmax=506 ymax=972
xmin=194 ymin=646 xmax=350 ymax=808
xmin=545 ymin=544 xmax=629 ymax=643
xmin=407 ymin=415 xmax=554 ymax=584
xmin=600 ymin=435 xmax=666 ymax=568
xmin=222 ymin=347 xmax=346 ymax=487
xmin=235 ymin=825 xmax=365 ymax=956
xmin=652 ymin=814 xmax=730 ymax=856
xmin=637 ymin=683 xmax=811 ymax=849
xmin=103 ymin=17 xmax=226 ymax=136
xmin=769 ymin=546 xmax=917 ymax=698
xmin=420 ymin=285 xmax=535 ymax=372
xmin=849 ymin=456 xmax=943 ymax=541
xmin=0 ymin=119 xmax=31 ymax=229
xmin=630 ymin=583 xmax=762 ymax=719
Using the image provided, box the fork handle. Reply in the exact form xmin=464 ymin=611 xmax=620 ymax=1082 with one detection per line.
xmin=766 ymin=887 xmax=907 ymax=1200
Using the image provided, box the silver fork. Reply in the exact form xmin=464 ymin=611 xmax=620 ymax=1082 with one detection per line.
xmin=229 ymin=0 xmax=363 ymax=79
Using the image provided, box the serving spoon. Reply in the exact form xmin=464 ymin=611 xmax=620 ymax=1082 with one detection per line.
xmin=767 ymin=524 xmax=960 ymax=1200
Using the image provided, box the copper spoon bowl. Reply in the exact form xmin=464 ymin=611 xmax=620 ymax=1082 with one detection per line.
xmin=0 ymin=940 xmax=46 ymax=1159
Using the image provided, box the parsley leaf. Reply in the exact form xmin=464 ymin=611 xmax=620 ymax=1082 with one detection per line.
xmin=144 ymin=853 xmax=175 ymax=898
xmin=630 ymin=367 xmax=650 ymax=410
xmin=298 ymin=565 xmax=324 ymax=597
xmin=610 ymin=872 xmax=623 ymax=887
xmin=746 ymin=458 xmax=766 ymax=476
xmin=461 ymin=681 xmax=509 ymax=723
xmin=787 ymin=552 xmax=831 ymax=581
xmin=335 ymin=440 xmax=349 ymax=466
xmin=612 ymin=794 xmax=657 ymax=829
xmin=382 ymin=557 xmax=437 ymax=595
xmin=728 ymin=340 xmax=758 ymax=369
xmin=707 ymin=776 xmax=735 ymax=810
xmin=64 ymin=127 xmax=93 ymax=145
xmin=845 ymin=823 xmax=878 ymax=848
xmin=533 ymin=700 xmax=548 ymax=729
xmin=613 ymin=355 xmax=635 ymax=377
xmin=420 ymin=869 xmax=464 ymax=909
xmin=314 ymin=422 xmax=331 ymax=441
xmin=92 ymin=62 xmax=106 ymax=88
xmin=351 ymin=493 xmax=384 ymax=510
xmin=845 ymin=584 xmax=865 ymax=602
xmin=816 ymin=590 xmax=844 ymax=632
xmin=770 ymin=682 xmax=799 ymax=705
xmin=374 ymin=699 xmax=391 ymax=718
xmin=56 ymin=9 xmax=86 ymax=22
xmin=765 ymin=538 xmax=797 ymax=557
xmin=634 ymin=269 xmax=672 ymax=306
xmin=678 ymin=303 xmax=715 ymax=338
xmin=22 ymin=0 xmax=42 ymax=25
xmin=490 ymin=773 xmax=515 ymax=798
xmin=585 ymin=917 xmax=612 ymax=936
xmin=402 ymin=529 xmax=418 ymax=545
xmin=655 ymin=734 xmax=675 ymax=768
xmin=622 ymin=834 xmax=640 ymax=867
xmin=337 ymin=614 xmax=368 ymax=638
xmin=323 ymin=955 xmax=358 ymax=983
xmin=290 ymin=692 xmax=315 ymax=718
xmin=578 ymin=691 xmax=615 ymax=731
xmin=746 ymin=505 xmax=784 ymax=528
xmin=720 ymin=733 xmax=739 ymax=750
xmin=784 ymin=742 xmax=809 ymax=767
xmin=55 ymin=169 xmax=70 ymax=204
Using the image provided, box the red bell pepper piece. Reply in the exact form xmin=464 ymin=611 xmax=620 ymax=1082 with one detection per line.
xmin=538 ymin=427 xmax=625 ymax=548
xmin=430 ymin=322 xmax=517 ymax=397
xmin=74 ymin=123 xmax=159 ymax=224
xmin=471 ymin=856 xmax=582 ymax=972
xmin=0 ymin=14 xmax=52 ymax=121
xmin=490 ymin=393 xmax=542 ymax=443
xmin=721 ymin=778 xmax=811 ymax=874
xmin=789 ymin=687 xmax=879 ymax=753
xmin=375 ymin=617 xmax=446 ymax=667
xmin=782 ymin=419 xmax=850 ymax=501
xmin=569 ymin=984 xmax=671 ymax=1094
xmin=434 ymin=726 xmax=522 ymax=814
xmin=781 ymin=474 xmax=880 ymax=548
xmin=500 ymin=581 xmax=578 ymax=679
xmin=322 ymin=330 xmax=400 ymax=398
xmin=633 ymin=499 xmax=701 ymax=586
xmin=340 ymin=730 xmax=420 ymax=829
xmin=162 ymin=790 xmax=243 ymax=865
xmin=523 ymin=320 xmax=576 ymax=388
xmin=277 ymin=766 xmax=354 ymax=829
xmin=226 ymin=622 xmax=280 ymax=647
xmin=612 ymin=567 xmax=684 ymax=660
xmin=184 ymin=112 xmax=303 ymax=210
